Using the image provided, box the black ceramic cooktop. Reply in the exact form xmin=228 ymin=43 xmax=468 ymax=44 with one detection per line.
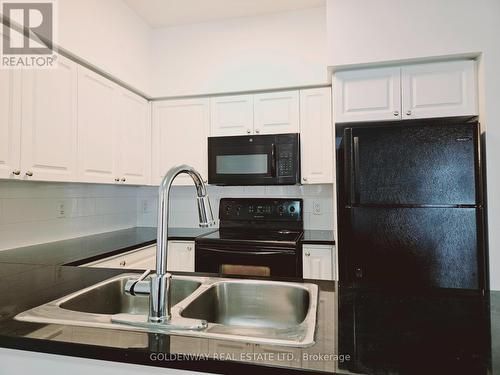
xmin=196 ymin=228 xmax=304 ymax=246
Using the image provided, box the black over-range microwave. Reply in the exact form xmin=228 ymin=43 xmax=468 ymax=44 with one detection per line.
xmin=208 ymin=133 xmax=300 ymax=185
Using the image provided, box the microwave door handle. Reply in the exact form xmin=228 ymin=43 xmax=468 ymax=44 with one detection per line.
xmin=199 ymin=247 xmax=293 ymax=256
xmin=271 ymin=143 xmax=277 ymax=177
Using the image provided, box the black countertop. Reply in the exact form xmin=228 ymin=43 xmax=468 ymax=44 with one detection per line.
xmin=0 ymin=264 xmax=336 ymax=374
xmin=0 ymin=229 xmax=498 ymax=374
xmin=301 ymin=230 xmax=335 ymax=245
xmin=0 ymin=227 xmax=216 ymax=267
xmin=0 ymin=262 xmax=497 ymax=375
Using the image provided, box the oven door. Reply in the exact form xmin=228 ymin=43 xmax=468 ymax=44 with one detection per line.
xmin=208 ymin=135 xmax=277 ymax=185
xmin=195 ymin=243 xmax=301 ymax=278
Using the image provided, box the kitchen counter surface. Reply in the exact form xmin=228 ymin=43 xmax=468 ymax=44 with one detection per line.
xmin=301 ymin=230 xmax=335 ymax=245
xmin=0 ymin=263 xmax=336 ymax=374
xmin=0 ymin=261 xmax=496 ymax=374
xmin=0 ymin=227 xmax=216 ymax=267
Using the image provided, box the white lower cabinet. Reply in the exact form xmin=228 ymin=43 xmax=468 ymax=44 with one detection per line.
xmin=82 ymin=241 xmax=195 ymax=272
xmin=303 ymin=244 xmax=336 ymax=281
xmin=166 ymin=241 xmax=195 ymax=272
xmin=82 ymin=245 xmax=156 ymax=269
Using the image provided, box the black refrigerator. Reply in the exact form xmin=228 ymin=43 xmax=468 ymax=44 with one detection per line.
xmin=337 ymin=119 xmax=487 ymax=289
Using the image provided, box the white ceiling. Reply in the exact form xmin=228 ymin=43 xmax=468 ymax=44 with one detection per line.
xmin=123 ymin=0 xmax=325 ymax=28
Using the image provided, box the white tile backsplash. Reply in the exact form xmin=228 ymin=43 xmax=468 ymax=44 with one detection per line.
xmin=0 ymin=180 xmax=335 ymax=251
xmin=0 ymin=181 xmax=138 ymax=251
xmin=136 ymin=184 xmax=335 ymax=230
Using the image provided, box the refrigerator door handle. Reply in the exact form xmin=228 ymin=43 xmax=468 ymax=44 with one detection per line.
xmin=353 ymin=136 xmax=360 ymax=205
xmin=343 ymin=128 xmax=355 ymax=207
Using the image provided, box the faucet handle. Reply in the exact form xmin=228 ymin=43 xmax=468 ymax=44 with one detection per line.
xmin=125 ymin=269 xmax=151 ymax=296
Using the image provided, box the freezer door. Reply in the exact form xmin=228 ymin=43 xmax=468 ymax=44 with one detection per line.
xmin=343 ymin=123 xmax=479 ymax=206
xmin=344 ymin=207 xmax=481 ymax=289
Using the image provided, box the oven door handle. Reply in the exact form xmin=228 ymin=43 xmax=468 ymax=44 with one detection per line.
xmin=197 ymin=247 xmax=294 ymax=256
xmin=271 ymin=143 xmax=277 ymax=177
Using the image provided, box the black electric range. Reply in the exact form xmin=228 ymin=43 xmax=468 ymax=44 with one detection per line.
xmin=195 ymin=198 xmax=304 ymax=277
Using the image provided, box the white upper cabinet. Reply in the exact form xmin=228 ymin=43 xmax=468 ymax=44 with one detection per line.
xmin=401 ymin=60 xmax=477 ymax=119
xmin=115 ymin=89 xmax=151 ymax=185
xmin=334 ymin=60 xmax=478 ymax=123
xmin=210 ymin=91 xmax=300 ymax=136
xmin=0 ymin=70 xmax=21 ymax=180
xmin=21 ymin=55 xmax=78 ymax=182
xmin=254 ymin=91 xmax=299 ymax=134
xmin=210 ymin=95 xmax=253 ymax=136
xmin=77 ymin=66 xmax=119 ymax=183
xmin=334 ymin=67 xmax=402 ymax=123
xmin=152 ymin=98 xmax=210 ymax=185
xmin=300 ymin=88 xmax=333 ymax=184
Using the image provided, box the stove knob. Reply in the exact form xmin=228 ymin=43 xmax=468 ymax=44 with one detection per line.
xmin=278 ymin=206 xmax=285 ymax=214
xmin=289 ymin=206 xmax=296 ymax=213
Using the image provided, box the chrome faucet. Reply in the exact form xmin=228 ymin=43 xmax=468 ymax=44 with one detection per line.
xmin=116 ymin=165 xmax=214 ymax=330
xmin=150 ymin=164 xmax=215 ymax=322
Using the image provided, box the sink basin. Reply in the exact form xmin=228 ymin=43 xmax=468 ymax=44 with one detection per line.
xmin=60 ymin=277 xmax=201 ymax=315
xmin=181 ymin=281 xmax=309 ymax=329
xmin=16 ymin=274 xmax=318 ymax=347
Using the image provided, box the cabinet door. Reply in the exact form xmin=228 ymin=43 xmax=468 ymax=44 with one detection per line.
xmin=402 ymin=60 xmax=477 ymax=119
xmin=303 ymin=245 xmax=334 ymax=281
xmin=210 ymin=95 xmax=253 ymax=136
xmin=152 ymin=98 xmax=209 ymax=185
xmin=334 ymin=67 xmax=401 ymax=123
xmin=82 ymin=245 xmax=156 ymax=269
xmin=20 ymin=55 xmax=78 ymax=182
xmin=77 ymin=66 xmax=118 ymax=183
xmin=0 ymin=69 xmax=21 ymax=179
xmin=254 ymin=91 xmax=299 ymax=135
xmin=167 ymin=241 xmax=195 ymax=272
xmin=115 ymin=89 xmax=151 ymax=185
xmin=300 ymin=88 xmax=333 ymax=184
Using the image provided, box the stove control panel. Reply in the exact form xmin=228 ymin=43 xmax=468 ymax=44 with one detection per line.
xmin=220 ymin=198 xmax=302 ymax=221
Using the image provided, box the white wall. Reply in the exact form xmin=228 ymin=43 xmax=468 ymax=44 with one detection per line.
xmin=327 ymin=0 xmax=500 ymax=290
xmin=58 ymin=0 xmax=153 ymax=96
xmin=0 ymin=181 xmax=138 ymax=251
xmin=137 ymin=184 xmax=335 ymax=231
xmin=150 ymin=7 xmax=328 ymax=97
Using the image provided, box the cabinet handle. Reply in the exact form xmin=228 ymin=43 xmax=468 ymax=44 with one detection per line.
xmin=120 ymin=260 xmax=126 ymax=266
xmin=12 ymin=170 xmax=21 ymax=175
xmin=187 ymin=246 xmax=192 ymax=252
xmin=115 ymin=177 xmax=120 ymax=182
xmin=121 ymin=178 xmax=126 ymax=182
xmin=302 ymin=177 xmax=308 ymax=182
xmin=393 ymin=111 xmax=399 ymax=117
xmin=406 ymin=110 xmax=412 ymax=116
xmin=25 ymin=171 xmax=33 ymax=177
xmin=246 ymin=129 xmax=251 ymax=134
xmin=305 ymin=251 xmax=311 ymax=257
xmin=255 ymin=129 xmax=260 ymax=134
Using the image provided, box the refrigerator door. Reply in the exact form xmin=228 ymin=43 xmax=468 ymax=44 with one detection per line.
xmin=345 ymin=207 xmax=481 ymax=289
xmin=343 ymin=123 xmax=479 ymax=206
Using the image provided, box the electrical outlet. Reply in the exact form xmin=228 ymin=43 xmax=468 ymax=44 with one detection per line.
xmin=313 ymin=201 xmax=322 ymax=215
xmin=142 ymin=199 xmax=150 ymax=213
xmin=57 ymin=200 xmax=66 ymax=218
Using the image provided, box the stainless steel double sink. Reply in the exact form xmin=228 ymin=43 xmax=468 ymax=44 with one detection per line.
xmin=16 ymin=273 xmax=319 ymax=347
